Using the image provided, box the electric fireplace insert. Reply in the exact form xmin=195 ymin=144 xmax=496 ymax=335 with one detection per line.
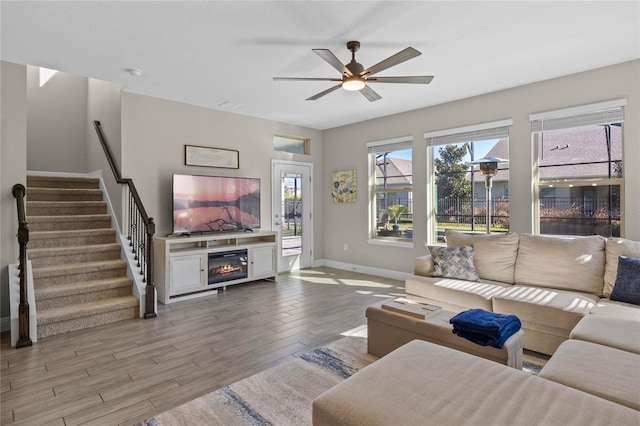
xmin=208 ymin=249 xmax=248 ymax=285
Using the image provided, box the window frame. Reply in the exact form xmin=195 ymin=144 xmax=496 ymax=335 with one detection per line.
xmin=530 ymin=100 xmax=626 ymax=237
xmin=273 ymin=134 xmax=310 ymax=155
xmin=367 ymin=136 xmax=414 ymax=247
xmin=424 ymin=119 xmax=513 ymax=245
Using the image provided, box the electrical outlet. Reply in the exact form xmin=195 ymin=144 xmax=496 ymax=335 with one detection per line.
xmin=343 ymin=243 xmax=348 ymax=251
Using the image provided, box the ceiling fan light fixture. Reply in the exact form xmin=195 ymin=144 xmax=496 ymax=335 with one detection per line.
xmin=342 ymin=77 xmax=365 ymax=91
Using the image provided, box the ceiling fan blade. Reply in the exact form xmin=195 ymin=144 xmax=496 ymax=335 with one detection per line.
xmin=360 ymin=85 xmax=382 ymax=102
xmin=362 ymin=47 xmax=421 ymax=77
xmin=273 ymin=77 xmax=342 ymax=82
xmin=367 ymin=76 xmax=434 ymax=84
xmin=313 ymin=49 xmax=352 ymax=76
xmin=306 ymin=84 xmax=342 ymax=101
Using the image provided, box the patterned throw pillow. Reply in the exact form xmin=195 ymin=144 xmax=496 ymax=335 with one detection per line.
xmin=428 ymin=245 xmax=480 ymax=282
xmin=610 ymin=256 xmax=640 ymax=305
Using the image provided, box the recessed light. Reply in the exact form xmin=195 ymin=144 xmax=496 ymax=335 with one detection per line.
xmin=126 ymin=68 xmax=143 ymax=77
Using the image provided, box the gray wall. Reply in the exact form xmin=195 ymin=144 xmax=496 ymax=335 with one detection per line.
xmin=26 ymin=66 xmax=88 ymax=173
xmin=321 ymin=60 xmax=640 ymax=274
xmin=87 ymin=78 xmax=124 ymax=227
xmin=1 ymin=61 xmax=28 ymax=320
xmin=120 ymin=93 xmax=324 ymax=258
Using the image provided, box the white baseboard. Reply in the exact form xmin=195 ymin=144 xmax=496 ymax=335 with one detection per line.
xmin=0 ymin=316 xmax=10 ymax=333
xmin=314 ymin=259 xmax=412 ymax=282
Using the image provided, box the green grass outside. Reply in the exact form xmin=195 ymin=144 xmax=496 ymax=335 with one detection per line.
xmin=380 ymin=222 xmax=509 ymax=233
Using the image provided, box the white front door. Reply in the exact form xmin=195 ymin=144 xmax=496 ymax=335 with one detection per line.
xmin=271 ymin=160 xmax=313 ymax=272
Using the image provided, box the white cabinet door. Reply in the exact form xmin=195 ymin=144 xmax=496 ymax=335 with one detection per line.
xmin=249 ymin=246 xmax=276 ymax=279
xmin=169 ymin=253 xmax=206 ymax=295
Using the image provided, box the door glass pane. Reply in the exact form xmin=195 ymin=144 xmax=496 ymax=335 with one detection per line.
xmin=281 ymin=172 xmax=303 ymax=257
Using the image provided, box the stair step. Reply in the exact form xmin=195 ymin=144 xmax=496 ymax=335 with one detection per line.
xmin=32 ymin=259 xmax=127 ymax=287
xmin=24 ymin=174 xmax=142 ymax=339
xmin=27 ymin=200 xmax=107 ymax=216
xmin=27 ymin=187 xmax=104 ymax=202
xmin=29 ymin=228 xmax=116 ymax=249
xmin=35 ymin=277 xmax=134 ymax=309
xmin=27 ymin=175 xmax=100 ymax=189
xmin=29 ymin=243 xmax=122 ymax=268
xmin=26 ymin=214 xmax=112 ymax=231
xmin=37 ymin=296 xmax=139 ymax=338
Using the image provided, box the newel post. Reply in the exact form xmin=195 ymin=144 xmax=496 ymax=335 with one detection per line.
xmin=12 ymin=184 xmax=33 ymax=348
xmin=144 ymin=218 xmax=157 ymax=319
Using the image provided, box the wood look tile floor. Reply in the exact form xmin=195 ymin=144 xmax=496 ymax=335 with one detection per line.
xmin=0 ymin=267 xmax=404 ymax=425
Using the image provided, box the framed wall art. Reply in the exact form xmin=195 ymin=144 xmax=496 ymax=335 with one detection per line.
xmin=331 ymin=170 xmax=357 ymax=203
xmin=185 ymin=145 xmax=239 ymax=169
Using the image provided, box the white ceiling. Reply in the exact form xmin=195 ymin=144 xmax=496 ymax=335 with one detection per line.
xmin=2 ymin=1 xmax=639 ymax=130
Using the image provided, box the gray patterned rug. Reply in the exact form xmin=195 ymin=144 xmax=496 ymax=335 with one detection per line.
xmin=137 ymin=331 xmax=548 ymax=426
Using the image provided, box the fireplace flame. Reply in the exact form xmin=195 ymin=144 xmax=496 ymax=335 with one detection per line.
xmin=215 ymin=264 xmax=244 ymax=275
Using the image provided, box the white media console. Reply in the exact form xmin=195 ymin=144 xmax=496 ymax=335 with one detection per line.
xmin=154 ymin=231 xmax=277 ymax=304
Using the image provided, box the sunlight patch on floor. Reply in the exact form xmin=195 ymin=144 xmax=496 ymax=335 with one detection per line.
xmin=338 ymin=279 xmax=394 ymax=288
xmin=340 ymin=324 xmax=368 ymax=337
xmin=295 ymin=276 xmax=341 ymax=285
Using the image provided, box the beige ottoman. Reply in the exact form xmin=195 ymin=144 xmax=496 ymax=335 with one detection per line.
xmin=366 ymin=302 xmax=524 ymax=368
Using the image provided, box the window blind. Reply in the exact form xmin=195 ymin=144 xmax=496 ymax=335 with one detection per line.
xmin=531 ymin=106 xmax=625 ymax=132
xmin=530 ymin=100 xmax=626 ymax=132
xmin=367 ymin=138 xmax=412 ymax=154
xmin=424 ymin=120 xmax=512 ymax=147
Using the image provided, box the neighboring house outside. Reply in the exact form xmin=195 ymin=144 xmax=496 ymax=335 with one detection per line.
xmin=471 ymin=125 xmax=622 ymax=204
xmin=375 ymin=155 xmax=413 ymax=214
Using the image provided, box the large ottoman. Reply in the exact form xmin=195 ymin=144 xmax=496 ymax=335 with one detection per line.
xmin=312 ymin=340 xmax=640 ymax=426
xmin=366 ymin=302 xmax=524 ymax=368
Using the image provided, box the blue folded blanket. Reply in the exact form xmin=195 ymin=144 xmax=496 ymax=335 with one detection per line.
xmin=449 ymin=309 xmax=521 ymax=349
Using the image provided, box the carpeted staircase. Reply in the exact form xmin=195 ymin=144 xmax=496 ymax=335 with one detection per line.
xmin=26 ymin=175 xmax=139 ymax=339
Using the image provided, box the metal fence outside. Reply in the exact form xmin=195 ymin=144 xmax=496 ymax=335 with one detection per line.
xmin=435 ymin=196 xmax=620 ymax=237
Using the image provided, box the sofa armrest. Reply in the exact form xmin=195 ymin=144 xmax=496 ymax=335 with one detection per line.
xmin=414 ymin=255 xmax=433 ymax=277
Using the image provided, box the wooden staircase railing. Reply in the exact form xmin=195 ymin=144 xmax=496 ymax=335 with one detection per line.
xmin=93 ymin=120 xmax=157 ymax=319
xmin=12 ymin=184 xmax=33 ymax=348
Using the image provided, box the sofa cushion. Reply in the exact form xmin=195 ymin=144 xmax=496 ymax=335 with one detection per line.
xmin=590 ymin=298 xmax=640 ymax=320
xmin=414 ymin=254 xmax=434 ymax=277
xmin=570 ymin=315 xmax=640 ymax=354
xmin=492 ymin=285 xmax=598 ymax=333
xmin=312 ymin=340 xmax=640 ymax=426
xmin=514 ymin=234 xmax=606 ymax=296
xmin=428 ymin=245 xmax=479 ymax=281
xmin=609 ymin=256 xmax=640 ymax=305
xmin=604 ymin=237 xmax=640 ymax=297
xmin=405 ymin=275 xmax=509 ymax=312
xmin=446 ymin=230 xmax=519 ymax=284
xmin=539 ymin=340 xmax=640 ymax=411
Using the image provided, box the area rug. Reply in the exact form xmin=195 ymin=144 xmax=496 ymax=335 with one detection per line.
xmin=137 ymin=334 xmax=548 ymax=426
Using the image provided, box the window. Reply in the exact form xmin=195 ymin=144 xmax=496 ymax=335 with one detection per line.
xmin=273 ymin=135 xmax=310 ymax=155
xmin=425 ymin=120 xmax=512 ymax=243
xmin=531 ymin=101 xmax=625 ymax=237
xmin=367 ymin=137 xmax=413 ymax=242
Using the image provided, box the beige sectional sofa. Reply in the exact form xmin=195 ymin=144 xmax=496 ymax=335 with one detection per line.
xmin=407 ymin=230 xmax=640 ymax=355
xmin=312 ymin=231 xmax=640 ymax=425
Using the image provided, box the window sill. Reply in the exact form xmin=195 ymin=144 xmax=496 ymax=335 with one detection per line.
xmin=367 ymin=239 xmax=414 ymax=249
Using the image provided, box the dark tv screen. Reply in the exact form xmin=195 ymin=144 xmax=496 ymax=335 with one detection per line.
xmin=172 ymin=174 xmax=260 ymax=234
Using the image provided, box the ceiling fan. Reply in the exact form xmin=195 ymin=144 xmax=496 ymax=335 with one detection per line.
xmin=273 ymin=40 xmax=434 ymax=102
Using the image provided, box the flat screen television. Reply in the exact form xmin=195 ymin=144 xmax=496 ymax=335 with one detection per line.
xmin=172 ymin=174 xmax=260 ymax=234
